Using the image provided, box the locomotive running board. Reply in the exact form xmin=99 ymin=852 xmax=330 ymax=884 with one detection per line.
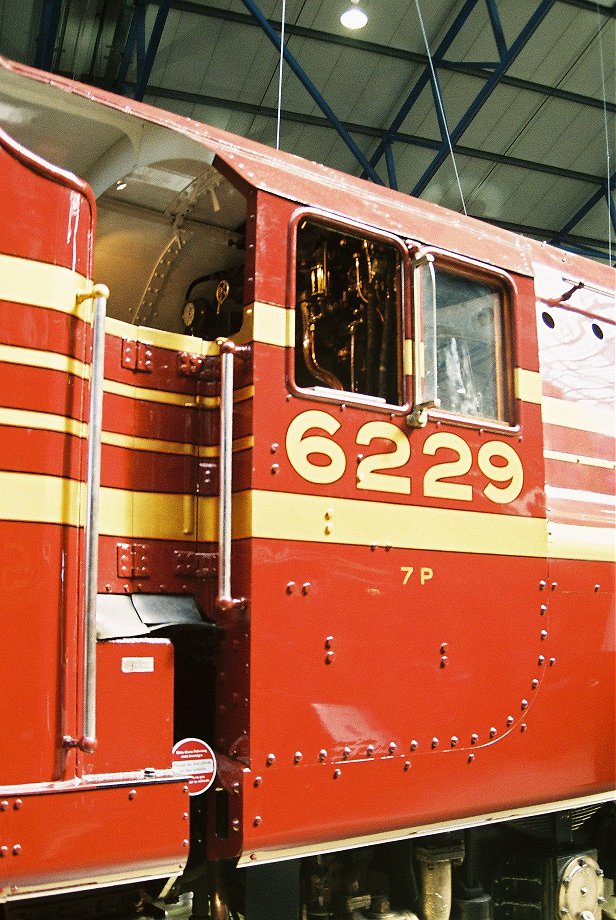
xmin=237 ymin=789 xmax=615 ymax=866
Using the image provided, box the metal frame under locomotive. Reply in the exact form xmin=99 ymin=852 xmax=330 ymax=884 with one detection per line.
xmin=0 ymin=56 xmax=614 ymax=920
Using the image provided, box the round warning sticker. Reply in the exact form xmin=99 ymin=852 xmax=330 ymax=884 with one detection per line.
xmin=172 ymin=737 xmax=217 ymax=796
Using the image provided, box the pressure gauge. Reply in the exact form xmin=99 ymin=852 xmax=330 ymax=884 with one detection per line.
xmin=182 ymin=300 xmax=195 ymax=329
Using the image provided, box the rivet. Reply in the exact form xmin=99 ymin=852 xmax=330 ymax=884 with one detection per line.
xmin=594 ymin=584 xmax=600 ymax=593
xmin=540 ymin=629 xmax=548 ymax=639
xmin=13 ymin=800 xmax=22 ymax=811
xmin=489 ymin=727 xmax=497 ymax=738
xmin=468 ymin=754 xmax=475 ymax=763
xmin=270 ymin=443 xmax=279 ymax=453
xmin=0 ymin=801 xmax=8 ymax=812
xmin=294 ymin=751 xmax=303 ymax=763
xmin=539 ymin=580 xmax=546 ymax=590
xmin=356 ymin=454 xmax=364 ymax=463
xmin=371 ymin=544 xmax=378 ymax=551
xmin=538 ymin=655 xmax=545 ymax=665
xmin=254 ymin=776 xmax=262 ymax=787
xmin=325 ymin=636 xmax=334 ymax=649
xmin=549 ymin=657 xmax=556 ymax=666
xmin=183 ymin=812 xmax=189 ymax=820
xmin=253 ymin=816 xmax=262 ymax=826
xmin=271 ymin=463 xmax=280 ymax=474
xmin=598 ymin=897 xmax=606 ymax=905
xmin=325 ymin=651 xmax=335 ymax=664
xmin=343 ymin=746 xmax=351 ymax=758
xmin=324 ymin=509 xmax=333 ymax=520
xmin=521 ymin=723 xmax=527 ymax=732
xmin=367 ymin=744 xmax=375 ymax=756
xmin=540 ymin=604 xmax=547 ymax=615
xmin=471 ymin=733 xmax=479 ymax=744
xmin=0 ymin=846 xmax=7 ymax=857
xmin=532 ymin=679 xmax=539 ymax=689
xmin=12 ymin=845 xmax=21 ymax=856
xmin=451 ymin=736 xmax=458 ymax=747
xmin=507 ymin=716 xmax=514 ymax=726
xmin=431 ymin=737 xmax=439 ymax=749
xmin=521 ymin=699 xmax=528 ymax=710
xmin=440 ymin=642 xmax=448 ymax=654
xmin=596 ymin=869 xmax=604 ymax=877
xmin=440 ymin=656 xmax=448 ymax=668
xmin=302 ymin=582 xmax=310 ymax=595
xmin=266 ymin=753 xmax=276 ymax=766
xmin=410 ymin=740 xmax=418 ymax=751
xmin=319 ymin=749 xmax=328 ymax=761
xmin=340 ymin=403 xmax=346 ymax=411
xmin=183 ymin=785 xmax=189 ymax=794
xmin=232 ymin=819 xmax=240 ymax=831
xmin=250 ymin=853 xmax=258 ymax=861
xmin=333 ymin=769 xmax=342 ymax=779
xmin=404 ymin=761 xmax=411 ymax=771
xmin=389 ymin=742 xmax=397 ymax=754
xmin=128 ymin=789 xmax=137 ymax=800
xmin=286 ymin=581 xmax=296 ymax=594
xmin=385 ymin=544 xmax=392 ymax=552
xmin=183 ymin=838 xmax=189 ymax=847
xmin=551 ymin=582 xmax=557 ymax=591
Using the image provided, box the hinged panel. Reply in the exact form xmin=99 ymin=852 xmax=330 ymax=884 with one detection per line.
xmin=117 ymin=542 xmax=151 ymax=578
xmin=122 ymin=339 xmax=153 ymax=372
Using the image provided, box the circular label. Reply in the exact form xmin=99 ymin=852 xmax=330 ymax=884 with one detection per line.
xmin=172 ymin=737 xmax=217 ymax=796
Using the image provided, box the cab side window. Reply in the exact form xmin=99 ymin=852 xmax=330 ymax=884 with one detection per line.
xmin=295 ymin=220 xmax=403 ymax=405
xmin=424 ymin=265 xmax=509 ymax=423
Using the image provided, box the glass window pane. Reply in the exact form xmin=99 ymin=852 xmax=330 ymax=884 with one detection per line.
xmin=434 ymin=268 xmax=505 ymax=421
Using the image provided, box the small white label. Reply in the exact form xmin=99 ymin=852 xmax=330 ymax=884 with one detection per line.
xmin=121 ymin=656 xmax=154 ymax=673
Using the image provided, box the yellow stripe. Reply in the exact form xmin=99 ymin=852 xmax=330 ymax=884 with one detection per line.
xmin=403 ymin=339 xmax=413 ymax=377
xmin=0 ymin=471 xmax=84 ymax=526
xmin=0 ymin=253 xmax=91 ymax=320
xmin=105 ymin=316 xmax=221 ymax=355
xmin=0 ymin=407 xmax=87 ymax=438
xmin=514 ymin=368 xmax=542 ymax=404
xmin=544 ymin=449 xmax=616 ymax=470
xmin=548 ymin=522 xmax=615 ymax=562
xmin=247 ymin=301 xmax=294 ymax=347
xmin=0 ymin=343 xmax=89 ymax=379
xmin=231 ymin=490 xmax=548 ymax=558
xmin=542 ymin=396 xmax=615 ymax=436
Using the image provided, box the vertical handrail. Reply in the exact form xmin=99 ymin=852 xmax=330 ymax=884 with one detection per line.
xmin=79 ymin=283 xmax=108 ymax=753
xmin=216 ymin=341 xmax=246 ymax=612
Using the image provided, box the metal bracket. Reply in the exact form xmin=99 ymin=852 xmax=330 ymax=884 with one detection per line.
xmin=117 ymin=542 xmax=150 ymax=579
xmin=122 ymin=339 xmax=153 ymax=372
xmin=174 ymin=550 xmax=218 ymax=579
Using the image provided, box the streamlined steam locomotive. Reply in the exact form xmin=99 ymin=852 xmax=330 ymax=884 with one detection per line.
xmin=0 ymin=56 xmax=613 ymax=920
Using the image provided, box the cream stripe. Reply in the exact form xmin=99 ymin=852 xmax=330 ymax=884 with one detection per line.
xmin=548 ymin=521 xmax=615 ymax=562
xmin=105 ymin=316 xmax=221 ymax=355
xmin=514 ymin=368 xmax=542 ymax=404
xmin=0 ymin=343 xmax=90 ymax=379
xmin=544 ymin=449 xmax=616 ymax=470
xmin=248 ymin=301 xmax=294 ymax=347
xmin=0 ymin=252 xmax=91 ymax=320
xmin=0 ymin=471 xmax=84 ymax=526
xmin=239 ymin=490 xmax=549 ymax=558
xmin=0 ymin=406 xmax=87 ymax=438
xmin=403 ymin=340 xmax=413 ymax=377
xmin=542 ymin=396 xmax=615 ymax=436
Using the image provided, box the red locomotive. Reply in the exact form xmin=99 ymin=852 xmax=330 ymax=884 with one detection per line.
xmin=0 ymin=56 xmax=613 ymax=920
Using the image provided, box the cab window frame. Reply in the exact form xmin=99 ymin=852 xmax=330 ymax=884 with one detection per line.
xmin=411 ymin=247 xmax=516 ymax=432
xmin=288 ymin=208 xmax=411 ymax=415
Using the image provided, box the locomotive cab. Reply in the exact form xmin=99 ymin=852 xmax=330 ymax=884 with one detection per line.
xmin=0 ymin=56 xmax=613 ymax=920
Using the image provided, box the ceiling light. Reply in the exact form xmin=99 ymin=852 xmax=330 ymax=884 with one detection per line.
xmin=115 ymin=179 xmax=127 ymax=191
xmin=340 ymin=0 xmax=368 ymax=29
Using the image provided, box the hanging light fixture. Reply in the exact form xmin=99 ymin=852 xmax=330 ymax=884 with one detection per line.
xmin=340 ymin=0 xmax=368 ymax=30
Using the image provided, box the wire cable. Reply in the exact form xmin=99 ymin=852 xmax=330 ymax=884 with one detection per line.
xmin=276 ymin=0 xmax=287 ymax=150
xmin=414 ymin=0 xmax=467 ymax=215
xmin=596 ymin=4 xmax=613 ymax=263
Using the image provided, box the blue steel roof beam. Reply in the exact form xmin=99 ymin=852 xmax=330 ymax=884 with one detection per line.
xmin=485 ymin=0 xmax=508 ymax=60
xmin=34 ymin=0 xmax=63 ymax=71
xmin=384 ymin=142 xmax=398 ymax=191
xmin=551 ymin=171 xmax=616 ymax=243
xmin=238 ymin=0 xmax=384 ymax=185
xmin=608 ymin=186 xmax=616 ymax=241
xmin=133 ymin=0 xmax=172 ymax=101
xmin=116 ymin=0 xmax=146 ymax=92
xmin=411 ymin=0 xmax=556 ymax=198
xmin=362 ymin=0 xmax=484 ymax=181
